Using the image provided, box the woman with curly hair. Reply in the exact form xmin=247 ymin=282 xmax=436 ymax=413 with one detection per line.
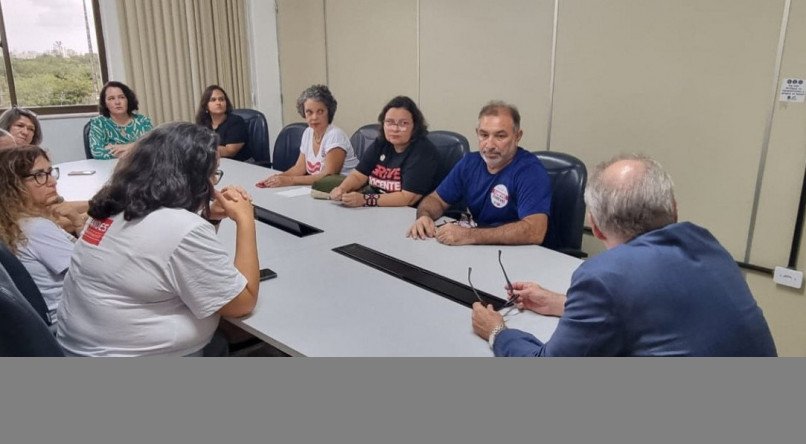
xmin=257 ymin=84 xmax=358 ymax=187
xmin=0 ymin=145 xmax=77 ymax=324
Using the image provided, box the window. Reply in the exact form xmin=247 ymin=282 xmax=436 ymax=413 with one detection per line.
xmin=0 ymin=0 xmax=107 ymax=115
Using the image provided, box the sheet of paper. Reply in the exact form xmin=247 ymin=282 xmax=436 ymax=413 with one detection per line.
xmin=277 ymin=187 xmax=312 ymax=198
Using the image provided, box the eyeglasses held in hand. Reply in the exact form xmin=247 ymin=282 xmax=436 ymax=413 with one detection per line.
xmin=23 ymin=167 xmax=59 ymax=185
xmin=468 ymin=263 xmax=518 ymax=318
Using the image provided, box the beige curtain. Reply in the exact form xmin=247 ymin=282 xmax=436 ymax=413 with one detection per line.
xmin=116 ymin=0 xmax=251 ymax=124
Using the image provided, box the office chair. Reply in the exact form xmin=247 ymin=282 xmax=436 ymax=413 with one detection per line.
xmin=0 ymin=264 xmax=63 ymax=356
xmin=271 ymin=122 xmax=308 ymax=171
xmin=426 ymin=130 xmax=470 ymax=183
xmin=349 ymin=123 xmax=381 ymax=160
xmin=83 ymin=120 xmax=92 ymax=159
xmin=0 ymin=242 xmax=50 ymax=325
xmin=426 ymin=130 xmax=470 ymax=217
xmin=533 ymin=151 xmax=588 ymax=258
xmin=232 ymin=108 xmax=270 ymax=166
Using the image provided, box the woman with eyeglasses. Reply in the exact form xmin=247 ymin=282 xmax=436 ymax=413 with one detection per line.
xmin=195 ymin=84 xmax=251 ymax=161
xmin=330 ymin=96 xmax=439 ymax=207
xmin=0 ymin=145 xmax=77 ymax=325
xmin=257 ymin=84 xmax=358 ymax=188
xmin=0 ymin=108 xmax=89 ymax=235
xmin=57 ymin=122 xmax=260 ymax=357
xmin=88 ymin=81 xmax=154 ymax=159
xmin=0 ymin=107 xmax=43 ymax=146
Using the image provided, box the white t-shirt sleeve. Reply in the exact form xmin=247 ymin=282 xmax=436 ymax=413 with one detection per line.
xmin=167 ymin=223 xmax=248 ymax=319
xmin=321 ymin=126 xmax=352 ymax=156
xmin=23 ymin=218 xmax=75 ymax=275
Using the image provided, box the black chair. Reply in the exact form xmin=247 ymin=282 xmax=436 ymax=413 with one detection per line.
xmin=533 ymin=151 xmax=588 ymax=258
xmin=426 ymin=130 xmax=470 ymax=183
xmin=350 ymin=123 xmax=381 ymax=160
xmin=232 ymin=108 xmax=270 ymax=166
xmin=83 ymin=120 xmax=93 ymax=159
xmin=0 ymin=262 xmax=63 ymax=356
xmin=271 ymin=122 xmax=308 ymax=172
xmin=0 ymin=242 xmax=50 ymax=325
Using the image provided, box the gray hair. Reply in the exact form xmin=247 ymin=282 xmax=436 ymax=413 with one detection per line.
xmin=478 ymin=100 xmax=521 ymax=131
xmin=584 ymin=153 xmax=676 ymax=241
xmin=296 ymin=84 xmax=338 ymax=123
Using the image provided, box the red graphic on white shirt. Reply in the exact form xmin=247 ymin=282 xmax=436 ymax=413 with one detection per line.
xmin=82 ymin=218 xmax=114 ymax=246
xmin=490 ymin=184 xmax=510 ymax=208
xmin=368 ymin=164 xmax=402 ymax=192
xmin=306 ymin=159 xmax=322 ymax=174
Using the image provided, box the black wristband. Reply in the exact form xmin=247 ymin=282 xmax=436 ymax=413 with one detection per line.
xmin=363 ymin=193 xmax=379 ymax=207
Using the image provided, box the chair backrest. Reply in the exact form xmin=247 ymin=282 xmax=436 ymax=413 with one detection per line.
xmin=0 ymin=262 xmax=63 ymax=356
xmin=350 ymin=123 xmax=381 ymax=160
xmin=0 ymin=242 xmax=50 ymax=325
xmin=533 ymin=151 xmax=588 ymax=255
xmin=271 ymin=122 xmax=308 ymax=172
xmin=426 ymin=130 xmax=470 ymax=183
xmin=83 ymin=120 xmax=92 ymax=159
xmin=231 ymin=108 xmax=270 ymax=165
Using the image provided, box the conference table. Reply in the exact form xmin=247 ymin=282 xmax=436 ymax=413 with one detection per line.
xmin=56 ymin=157 xmax=584 ymax=356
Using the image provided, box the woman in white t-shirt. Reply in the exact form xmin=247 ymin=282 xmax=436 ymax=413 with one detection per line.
xmin=257 ymin=84 xmax=358 ymax=187
xmin=0 ymin=145 xmax=77 ymax=324
xmin=57 ymin=122 xmax=260 ymax=357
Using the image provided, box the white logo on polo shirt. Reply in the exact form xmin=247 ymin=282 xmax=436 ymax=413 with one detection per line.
xmin=490 ymin=184 xmax=509 ymax=208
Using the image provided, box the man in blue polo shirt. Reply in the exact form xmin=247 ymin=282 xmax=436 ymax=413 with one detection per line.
xmin=407 ymin=101 xmax=551 ymax=246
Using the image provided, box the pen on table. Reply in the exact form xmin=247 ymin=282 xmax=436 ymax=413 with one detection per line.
xmin=436 ymin=220 xmax=456 ymax=228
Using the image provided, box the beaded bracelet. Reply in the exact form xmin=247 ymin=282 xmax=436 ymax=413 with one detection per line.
xmin=363 ymin=193 xmax=379 ymax=207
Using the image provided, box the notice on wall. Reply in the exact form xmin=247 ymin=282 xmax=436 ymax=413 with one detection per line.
xmin=780 ymin=78 xmax=805 ymax=103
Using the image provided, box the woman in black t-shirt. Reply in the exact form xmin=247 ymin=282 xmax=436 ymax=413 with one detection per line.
xmin=330 ymin=96 xmax=438 ymax=207
xmin=195 ymin=85 xmax=250 ymax=161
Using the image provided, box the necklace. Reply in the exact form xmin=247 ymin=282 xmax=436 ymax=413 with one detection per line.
xmin=313 ymin=132 xmax=324 ymax=144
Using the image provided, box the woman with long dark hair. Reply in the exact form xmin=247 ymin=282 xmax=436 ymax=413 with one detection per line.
xmin=57 ymin=122 xmax=260 ymax=356
xmin=195 ymin=84 xmax=251 ymax=161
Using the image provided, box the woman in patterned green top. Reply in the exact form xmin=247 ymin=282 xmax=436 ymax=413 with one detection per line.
xmin=88 ymin=81 xmax=153 ymax=159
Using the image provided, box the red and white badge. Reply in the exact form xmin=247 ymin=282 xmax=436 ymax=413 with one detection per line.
xmin=490 ymin=184 xmax=510 ymax=208
xmin=81 ymin=218 xmax=114 ymax=246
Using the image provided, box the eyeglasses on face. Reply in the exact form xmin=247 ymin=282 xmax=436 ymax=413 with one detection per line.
xmin=383 ymin=119 xmax=412 ymax=130
xmin=23 ymin=167 xmax=59 ymax=185
xmin=212 ymin=169 xmax=224 ymax=185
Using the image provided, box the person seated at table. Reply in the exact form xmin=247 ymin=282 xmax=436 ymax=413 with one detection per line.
xmin=0 ymin=106 xmax=43 ymax=146
xmin=257 ymin=84 xmax=358 ymax=188
xmin=407 ymin=101 xmax=551 ymax=246
xmin=57 ymin=122 xmax=260 ymax=357
xmin=88 ymin=81 xmax=153 ymax=160
xmin=0 ymin=108 xmax=89 ymax=233
xmin=195 ymin=84 xmax=251 ymax=161
xmin=329 ymin=96 xmax=439 ymax=207
xmin=0 ymin=145 xmax=78 ymax=325
xmin=472 ymin=154 xmax=777 ymax=357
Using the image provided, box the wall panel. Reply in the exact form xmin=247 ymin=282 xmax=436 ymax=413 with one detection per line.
xmin=419 ymin=0 xmax=555 ymax=149
xmin=550 ymin=0 xmax=785 ymax=258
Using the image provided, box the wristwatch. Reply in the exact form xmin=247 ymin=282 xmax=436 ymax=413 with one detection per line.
xmin=488 ymin=323 xmax=507 ymax=349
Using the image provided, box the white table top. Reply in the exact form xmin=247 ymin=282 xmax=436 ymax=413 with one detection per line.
xmin=56 ymin=158 xmax=583 ymax=356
